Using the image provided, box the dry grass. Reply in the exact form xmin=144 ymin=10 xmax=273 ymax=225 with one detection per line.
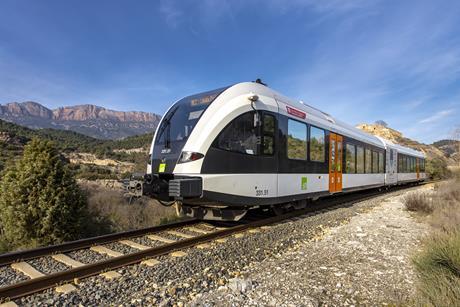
xmin=80 ymin=182 xmax=178 ymax=233
xmin=411 ymin=176 xmax=460 ymax=306
xmin=404 ymin=192 xmax=433 ymax=214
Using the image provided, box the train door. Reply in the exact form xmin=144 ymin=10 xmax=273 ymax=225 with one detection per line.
xmin=386 ymin=148 xmax=397 ymax=185
xmin=329 ymin=133 xmax=343 ymax=193
xmin=416 ymin=158 xmax=420 ymax=179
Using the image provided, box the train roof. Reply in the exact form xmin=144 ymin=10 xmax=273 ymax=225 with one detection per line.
xmin=225 ymin=82 xmax=425 ymax=158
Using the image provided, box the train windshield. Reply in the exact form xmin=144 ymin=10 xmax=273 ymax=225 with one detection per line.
xmin=155 ymin=87 xmax=228 ymax=148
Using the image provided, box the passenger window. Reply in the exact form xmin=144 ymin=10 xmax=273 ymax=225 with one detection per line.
xmin=263 ymin=114 xmax=275 ymax=155
xmin=356 ymin=146 xmax=364 ymax=173
xmin=365 ymin=149 xmax=372 ymax=173
xmin=214 ymin=112 xmax=260 ymax=155
xmin=372 ymin=151 xmax=378 ymax=173
xmin=379 ymin=152 xmax=384 ymax=173
xmin=287 ymin=119 xmax=307 ymax=160
xmin=310 ymin=126 xmax=326 ymax=162
xmin=346 ymin=144 xmax=356 ymax=173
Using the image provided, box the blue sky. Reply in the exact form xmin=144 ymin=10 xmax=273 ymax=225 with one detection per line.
xmin=0 ymin=0 xmax=459 ymax=143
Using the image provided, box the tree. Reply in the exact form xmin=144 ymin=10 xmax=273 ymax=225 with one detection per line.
xmin=426 ymin=158 xmax=451 ymax=180
xmin=0 ymin=138 xmax=89 ymax=250
xmin=374 ymin=120 xmax=388 ymax=127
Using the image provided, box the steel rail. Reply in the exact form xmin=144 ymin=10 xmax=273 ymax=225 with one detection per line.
xmin=0 ymin=219 xmax=199 ymax=266
xmin=0 ymin=204 xmax=329 ymax=301
xmin=0 ymin=180 xmax=437 ymax=301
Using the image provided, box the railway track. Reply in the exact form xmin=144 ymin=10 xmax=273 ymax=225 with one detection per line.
xmin=0 ymin=181 xmax=436 ymax=303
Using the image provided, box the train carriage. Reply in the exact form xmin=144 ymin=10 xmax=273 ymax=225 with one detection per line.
xmin=136 ymin=81 xmax=425 ymax=220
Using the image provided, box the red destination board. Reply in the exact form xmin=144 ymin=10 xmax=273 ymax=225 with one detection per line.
xmin=286 ymin=106 xmax=306 ymax=119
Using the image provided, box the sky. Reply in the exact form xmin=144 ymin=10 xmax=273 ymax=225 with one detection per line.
xmin=0 ymin=0 xmax=459 ymax=143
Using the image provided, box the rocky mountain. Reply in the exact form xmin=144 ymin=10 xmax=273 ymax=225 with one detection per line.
xmin=433 ymin=139 xmax=460 ymax=162
xmin=356 ymin=123 xmax=458 ymax=166
xmin=0 ymin=101 xmax=161 ymax=139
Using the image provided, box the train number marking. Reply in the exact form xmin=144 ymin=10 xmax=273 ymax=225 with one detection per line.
xmin=255 ymin=189 xmax=269 ymax=196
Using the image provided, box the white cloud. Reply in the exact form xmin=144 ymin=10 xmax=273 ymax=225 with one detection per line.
xmin=418 ymin=109 xmax=455 ymax=124
xmin=159 ymin=0 xmax=184 ymax=29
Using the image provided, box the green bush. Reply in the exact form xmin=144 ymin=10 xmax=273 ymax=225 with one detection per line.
xmin=413 ymin=231 xmax=460 ymax=306
xmin=0 ymin=138 xmax=90 ymax=250
xmin=426 ymin=158 xmax=451 ymax=179
xmin=412 ymin=180 xmax=460 ymax=306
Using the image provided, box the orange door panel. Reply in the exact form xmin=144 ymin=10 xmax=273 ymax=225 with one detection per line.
xmin=329 ymin=134 xmax=337 ymax=193
xmin=336 ymin=135 xmax=343 ymax=192
xmin=329 ymin=133 xmax=343 ymax=193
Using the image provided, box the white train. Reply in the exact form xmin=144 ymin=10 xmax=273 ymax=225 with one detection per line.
xmin=134 ymin=81 xmax=426 ymax=220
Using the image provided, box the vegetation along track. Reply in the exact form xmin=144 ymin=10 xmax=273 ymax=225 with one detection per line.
xmin=0 ymin=181 xmax=436 ymax=302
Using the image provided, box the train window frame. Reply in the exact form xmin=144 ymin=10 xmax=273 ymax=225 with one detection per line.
xmin=372 ymin=151 xmax=379 ymax=173
xmin=309 ymin=125 xmax=326 ymax=163
xmin=287 ymin=118 xmax=308 ymax=160
xmin=356 ymin=146 xmax=364 ymax=173
xmin=345 ymin=143 xmax=356 ymax=174
xmin=212 ymin=111 xmax=261 ymax=156
xmin=262 ymin=113 xmax=276 ymax=156
xmin=378 ymin=152 xmax=384 ymax=173
xmin=365 ymin=148 xmax=372 ymax=173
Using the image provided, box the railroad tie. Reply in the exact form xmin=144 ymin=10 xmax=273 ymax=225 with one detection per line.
xmin=90 ymin=246 xmax=123 ymax=258
xmin=201 ymin=223 xmax=227 ymax=231
xmin=186 ymin=227 xmax=210 ymax=234
xmin=0 ymin=301 xmax=18 ymax=307
xmin=51 ymin=254 xmax=85 ymax=268
xmin=170 ymin=251 xmax=187 ymax=257
xmin=195 ymin=243 xmax=211 ymax=249
xmin=167 ymin=230 xmax=194 ymax=239
xmin=55 ymin=284 xmax=77 ymax=294
xmin=10 ymin=262 xmax=45 ymax=279
xmin=118 ymin=240 xmax=151 ymax=251
xmin=141 ymin=259 xmax=160 ymax=267
xmin=147 ymin=234 xmax=176 ymax=244
xmin=100 ymin=271 xmax=122 ymax=280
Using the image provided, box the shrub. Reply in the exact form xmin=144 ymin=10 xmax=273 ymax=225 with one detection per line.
xmin=0 ymin=138 xmax=90 ymax=251
xmin=426 ymin=158 xmax=451 ymax=179
xmin=413 ymin=231 xmax=460 ymax=306
xmin=83 ymin=185 xmax=178 ymax=232
xmin=412 ymin=180 xmax=460 ymax=306
xmin=404 ymin=192 xmax=433 ymax=214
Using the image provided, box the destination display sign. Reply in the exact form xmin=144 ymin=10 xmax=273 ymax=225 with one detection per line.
xmin=191 ymin=94 xmax=218 ymax=106
xmin=286 ymin=106 xmax=306 ymax=119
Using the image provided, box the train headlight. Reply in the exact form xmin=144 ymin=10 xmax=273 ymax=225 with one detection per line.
xmin=247 ymin=93 xmax=259 ymax=102
xmin=178 ymin=151 xmax=204 ymax=164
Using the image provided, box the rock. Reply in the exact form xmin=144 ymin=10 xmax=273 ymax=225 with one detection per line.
xmin=227 ymin=278 xmax=253 ymax=293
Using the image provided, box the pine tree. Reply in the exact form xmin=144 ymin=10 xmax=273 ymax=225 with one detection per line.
xmin=0 ymin=138 xmax=89 ymax=249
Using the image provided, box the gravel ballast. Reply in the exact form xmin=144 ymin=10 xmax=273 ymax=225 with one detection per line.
xmin=8 ymin=186 xmax=429 ymax=306
xmin=27 ymin=256 xmax=70 ymax=275
xmin=65 ymin=249 xmax=110 ymax=264
xmin=0 ymin=266 xmax=29 ymax=287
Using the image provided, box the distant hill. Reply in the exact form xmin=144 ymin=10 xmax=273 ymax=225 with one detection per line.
xmin=0 ymin=101 xmax=161 ymax=139
xmin=432 ymin=139 xmax=460 ymax=161
xmin=356 ymin=123 xmax=458 ymax=166
xmin=0 ymin=119 xmax=153 ymax=172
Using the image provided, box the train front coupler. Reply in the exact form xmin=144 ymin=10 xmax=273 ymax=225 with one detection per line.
xmin=123 ymin=173 xmax=169 ymax=203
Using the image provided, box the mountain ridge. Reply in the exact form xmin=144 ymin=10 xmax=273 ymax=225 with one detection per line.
xmin=0 ymin=101 xmax=161 ymax=139
xmin=356 ymin=123 xmax=459 ymax=166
